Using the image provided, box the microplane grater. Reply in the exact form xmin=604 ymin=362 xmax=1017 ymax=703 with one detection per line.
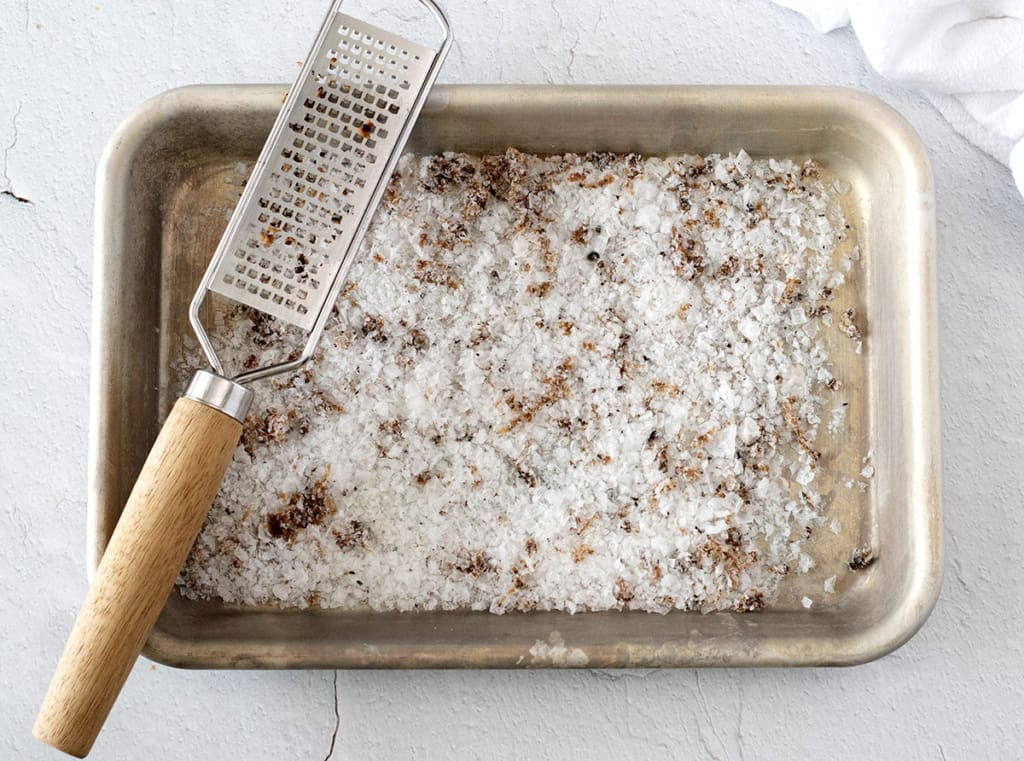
xmin=192 ymin=0 xmax=452 ymax=384
xmin=34 ymin=3 xmax=451 ymax=755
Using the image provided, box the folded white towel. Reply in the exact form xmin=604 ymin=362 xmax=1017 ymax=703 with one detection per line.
xmin=774 ymin=0 xmax=1024 ymax=199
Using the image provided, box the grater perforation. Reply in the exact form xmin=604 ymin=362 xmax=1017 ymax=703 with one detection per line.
xmin=207 ymin=11 xmax=438 ymax=333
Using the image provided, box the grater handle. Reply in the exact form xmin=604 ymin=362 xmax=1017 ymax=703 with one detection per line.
xmin=34 ymin=376 xmax=251 ymax=758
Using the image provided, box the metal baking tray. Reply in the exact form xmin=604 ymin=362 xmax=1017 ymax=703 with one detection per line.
xmin=90 ymin=85 xmax=940 ymax=668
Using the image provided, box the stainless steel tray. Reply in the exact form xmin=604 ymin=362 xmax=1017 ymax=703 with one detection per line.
xmin=91 ymin=85 xmax=941 ymax=668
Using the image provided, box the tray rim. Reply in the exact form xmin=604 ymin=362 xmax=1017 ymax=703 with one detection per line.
xmin=90 ymin=83 xmax=942 ymax=669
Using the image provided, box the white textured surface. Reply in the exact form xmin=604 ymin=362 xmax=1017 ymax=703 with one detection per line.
xmin=1 ymin=1 xmax=1021 ymax=759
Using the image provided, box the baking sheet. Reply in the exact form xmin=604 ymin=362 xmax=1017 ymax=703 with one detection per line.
xmin=90 ymin=85 xmax=941 ymax=667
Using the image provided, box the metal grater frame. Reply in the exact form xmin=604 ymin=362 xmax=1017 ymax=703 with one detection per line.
xmin=189 ymin=0 xmax=452 ymax=385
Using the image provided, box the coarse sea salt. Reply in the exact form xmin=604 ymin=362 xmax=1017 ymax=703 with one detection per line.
xmin=178 ymin=149 xmax=858 ymax=614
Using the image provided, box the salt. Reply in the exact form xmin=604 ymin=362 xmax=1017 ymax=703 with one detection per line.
xmin=177 ymin=149 xmax=858 ymax=615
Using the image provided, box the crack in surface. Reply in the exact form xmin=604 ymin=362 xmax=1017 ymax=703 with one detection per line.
xmin=591 ymin=669 xmax=657 ymax=681
xmin=322 ymin=670 xmax=340 ymax=761
xmin=736 ymin=681 xmax=747 ymax=761
xmin=376 ymin=6 xmax=418 ymax=25
xmin=548 ymin=0 xmax=581 ymax=79
xmin=624 ymin=678 xmax=632 ymax=740
xmin=2 ymin=104 xmax=32 ymax=204
xmin=950 ymin=556 xmax=969 ymax=591
xmin=693 ymin=721 xmax=723 ymax=761
xmin=693 ymin=671 xmax=728 ymax=761
xmin=567 ymin=31 xmax=581 ymax=77
xmin=450 ymin=34 xmax=468 ymax=76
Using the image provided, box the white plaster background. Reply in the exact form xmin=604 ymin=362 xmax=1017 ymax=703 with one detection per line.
xmin=2 ymin=0 xmax=1021 ymax=758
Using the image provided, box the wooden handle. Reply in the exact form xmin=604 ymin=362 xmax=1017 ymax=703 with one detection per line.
xmin=34 ymin=397 xmax=242 ymax=758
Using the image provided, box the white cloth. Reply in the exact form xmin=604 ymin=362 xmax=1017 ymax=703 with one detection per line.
xmin=774 ymin=0 xmax=1024 ymax=199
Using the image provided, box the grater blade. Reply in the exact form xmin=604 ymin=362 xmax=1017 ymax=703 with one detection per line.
xmin=191 ymin=1 xmax=450 ymax=377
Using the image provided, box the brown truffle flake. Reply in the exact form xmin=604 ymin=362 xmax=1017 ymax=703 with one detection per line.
xmin=670 ymin=226 xmax=705 ymax=280
xmin=848 ymin=547 xmax=877 ymax=571
xmin=572 ymin=544 xmax=595 ymax=563
xmin=246 ymin=308 xmax=280 ymax=348
xmin=681 ymin=467 xmax=703 ymax=483
xmin=585 ymin=151 xmax=616 ymax=169
xmin=574 ymin=512 xmax=599 ymax=535
xmin=378 ymin=419 xmax=403 ymax=437
xmin=783 ymin=396 xmax=821 ymax=461
xmin=717 ymin=257 xmax=739 ymax=279
xmin=527 ymin=281 xmax=552 ymax=297
xmin=808 ymin=302 xmax=831 ymax=319
xmin=381 ymin=173 xmax=402 ymax=208
xmin=266 ymin=468 xmax=336 ymax=543
xmin=361 ymin=314 xmax=385 ymax=339
xmin=453 ymin=550 xmax=495 ymax=577
xmin=656 ymin=446 xmax=670 ymax=473
xmin=420 ymin=154 xmax=475 ymax=194
xmin=241 ymin=407 xmax=297 ymax=459
xmin=696 ymin=537 xmax=758 ymax=585
xmin=311 ymin=390 xmax=345 ymax=414
xmin=516 ymin=467 xmax=538 ymax=488
xmin=735 ymin=590 xmax=766 ymax=612
xmin=433 ymin=220 xmax=471 ymax=251
xmin=582 ymin=174 xmax=615 ymax=189
xmin=479 ymin=147 xmax=530 ymax=202
xmin=414 ymin=258 xmax=460 ymax=289
xmin=780 ymin=277 xmax=803 ymax=305
xmin=260 ymin=226 xmax=279 ymax=247
xmin=800 ymin=159 xmax=820 ymax=178
xmin=614 ymin=578 xmax=634 ymax=604
xmin=499 ymin=357 xmax=576 ymax=432
xmin=651 ymin=380 xmax=680 ymax=397
xmin=469 ymin=322 xmax=491 ymax=347
xmin=462 ymin=176 xmax=490 ymax=220
xmin=408 ymin=328 xmax=430 ymax=351
xmin=333 ymin=520 xmax=371 ymax=550
xmin=840 ymin=307 xmax=862 ymax=341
